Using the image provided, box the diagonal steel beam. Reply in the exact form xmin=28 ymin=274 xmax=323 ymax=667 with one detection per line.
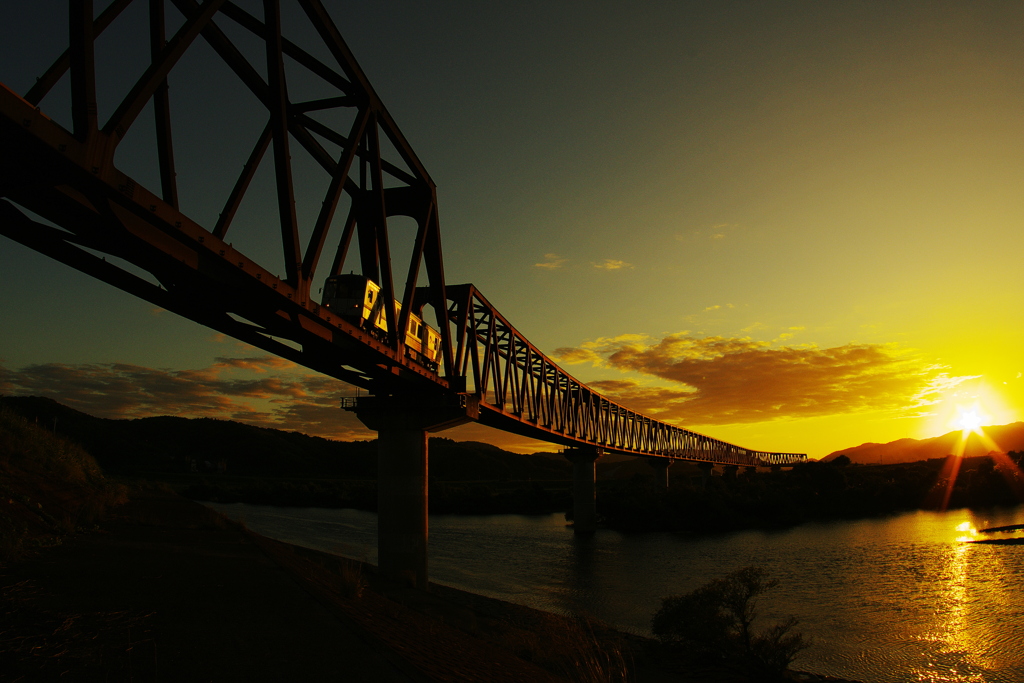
xmin=301 ymin=107 xmax=372 ymax=287
xmin=26 ymin=0 xmax=133 ymax=106
xmin=214 ymin=121 xmax=272 ymax=240
xmin=104 ymin=0 xmax=228 ymax=143
xmin=69 ymin=0 xmax=97 ymax=141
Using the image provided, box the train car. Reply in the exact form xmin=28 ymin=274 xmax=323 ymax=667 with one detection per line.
xmin=322 ymin=274 xmax=442 ymax=370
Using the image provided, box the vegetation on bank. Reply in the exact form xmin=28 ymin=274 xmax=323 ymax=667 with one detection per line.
xmin=596 ymin=452 xmax=1024 ymax=533
xmin=156 ymin=449 xmax=1024 ymax=536
xmin=0 ymin=407 xmax=126 ymax=562
xmin=652 ymin=566 xmax=808 ymax=681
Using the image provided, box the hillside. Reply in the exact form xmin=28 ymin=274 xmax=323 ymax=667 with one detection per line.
xmin=824 ymin=422 xmax=1024 ymax=465
xmin=0 ymin=396 xmax=572 ymax=483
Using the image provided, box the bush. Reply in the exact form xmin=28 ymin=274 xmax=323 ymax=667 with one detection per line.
xmin=651 ymin=566 xmax=808 ymax=678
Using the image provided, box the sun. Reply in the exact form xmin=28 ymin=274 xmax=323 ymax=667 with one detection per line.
xmin=955 ymin=409 xmax=983 ymax=433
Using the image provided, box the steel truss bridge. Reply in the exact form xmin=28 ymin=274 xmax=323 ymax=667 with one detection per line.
xmin=0 ymin=0 xmax=806 ymax=470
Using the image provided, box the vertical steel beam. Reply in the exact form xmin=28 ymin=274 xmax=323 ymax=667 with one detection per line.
xmin=264 ymin=0 xmax=302 ymax=289
xmin=356 ymin=153 xmax=380 ymax=285
xmin=367 ymin=118 xmax=398 ymax=347
xmin=69 ymin=0 xmax=97 ymax=141
xmin=150 ymin=0 xmax=179 ymax=209
xmin=28 ymin=0 xmax=132 ymax=106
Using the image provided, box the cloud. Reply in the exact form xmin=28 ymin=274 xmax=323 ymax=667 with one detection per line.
xmin=592 ymin=259 xmax=633 ymax=270
xmin=534 ymin=253 xmax=567 ymax=270
xmin=553 ymin=333 xmax=974 ymax=426
xmin=553 ymin=347 xmax=605 ymax=365
xmin=0 ymin=358 xmax=373 ymax=441
xmin=552 ymin=333 xmax=654 ymax=367
xmin=213 ymin=356 xmax=295 ymax=372
xmin=675 ymin=223 xmax=739 ymax=242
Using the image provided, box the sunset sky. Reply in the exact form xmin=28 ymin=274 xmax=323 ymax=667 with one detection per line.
xmin=2 ymin=1 xmax=1023 ymax=458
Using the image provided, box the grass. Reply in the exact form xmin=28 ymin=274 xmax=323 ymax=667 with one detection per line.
xmin=517 ymin=613 xmax=632 ymax=683
xmin=337 ymin=557 xmax=367 ymax=598
xmin=0 ymin=405 xmax=126 ymax=564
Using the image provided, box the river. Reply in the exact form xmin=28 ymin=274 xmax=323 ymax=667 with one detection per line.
xmin=205 ymin=502 xmax=1024 ymax=683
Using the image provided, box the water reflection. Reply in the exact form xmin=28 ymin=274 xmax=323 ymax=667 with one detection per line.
xmin=207 ymin=502 xmax=1024 ymax=683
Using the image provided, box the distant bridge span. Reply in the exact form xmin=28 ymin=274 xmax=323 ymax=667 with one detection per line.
xmin=0 ymin=0 xmax=805 ymax=587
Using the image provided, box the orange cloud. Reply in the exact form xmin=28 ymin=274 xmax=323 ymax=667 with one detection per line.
xmin=592 ymin=259 xmax=633 ymax=270
xmin=213 ymin=356 xmax=296 ymax=372
xmin=534 ymin=253 xmax=567 ymax=270
xmin=554 ymin=334 xmax=972 ymax=426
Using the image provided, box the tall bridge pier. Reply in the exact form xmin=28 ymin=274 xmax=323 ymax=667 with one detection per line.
xmin=346 ymin=395 xmax=477 ymax=590
xmin=647 ymin=458 xmax=674 ymax=488
xmin=564 ymin=446 xmax=603 ymax=534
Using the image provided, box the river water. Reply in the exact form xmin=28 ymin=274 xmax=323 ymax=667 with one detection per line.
xmin=205 ymin=502 xmax=1024 ymax=683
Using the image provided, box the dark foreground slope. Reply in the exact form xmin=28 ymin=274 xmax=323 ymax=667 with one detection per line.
xmin=0 ymin=405 xmax=126 ymax=561
xmin=1 ymin=486 xmax=858 ymax=682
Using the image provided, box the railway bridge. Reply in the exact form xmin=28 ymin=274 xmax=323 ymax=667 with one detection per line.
xmin=0 ymin=0 xmax=806 ymax=588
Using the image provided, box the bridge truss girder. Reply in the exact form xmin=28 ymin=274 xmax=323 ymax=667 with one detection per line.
xmin=446 ymin=284 xmax=805 ymax=467
xmin=0 ymin=0 xmax=806 ymax=468
xmin=1 ymin=0 xmax=455 ymax=392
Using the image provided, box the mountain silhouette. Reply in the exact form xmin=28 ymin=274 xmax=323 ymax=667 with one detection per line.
xmin=823 ymin=422 xmax=1024 ymax=465
xmin=0 ymin=396 xmax=571 ymax=481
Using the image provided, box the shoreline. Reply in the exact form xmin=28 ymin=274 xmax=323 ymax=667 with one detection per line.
xmin=262 ymin=534 xmax=864 ymax=683
xmin=1 ymin=487 xmax=864 ymax=682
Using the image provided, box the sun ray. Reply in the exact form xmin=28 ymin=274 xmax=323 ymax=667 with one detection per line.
xmin=971 ymin=427 xmax=1024 ymax=503
xmin=926 ymin=403 xmax=1024 ymax=509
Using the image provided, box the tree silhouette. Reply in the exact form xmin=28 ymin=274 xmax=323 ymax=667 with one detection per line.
xmin=652 ymin=566 xmax=808 ymax=678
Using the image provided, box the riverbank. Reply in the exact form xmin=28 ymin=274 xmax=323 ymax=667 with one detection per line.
xmin=0 ymin=487 xmax=862 ymax=682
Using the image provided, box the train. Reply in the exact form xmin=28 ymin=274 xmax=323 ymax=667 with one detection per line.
xmin=322 ymin=274 xmax=442 ymax=370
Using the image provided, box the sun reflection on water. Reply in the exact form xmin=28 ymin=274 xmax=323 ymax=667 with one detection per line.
xmin=906 ymin=520 xmax=1001 ymax=682
xmin=954 ymin=521 xmax=978 ymax=544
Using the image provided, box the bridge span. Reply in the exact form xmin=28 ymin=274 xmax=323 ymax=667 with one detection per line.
xmin=0 ymin=0 xmax=805 ymax=588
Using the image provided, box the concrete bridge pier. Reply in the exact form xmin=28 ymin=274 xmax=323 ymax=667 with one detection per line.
xmin=347 ymin=394 xmax=477 ymax=590
xmin=697 ymin=461 xmax=714 ymax=488
xmin=647 ymin=457 xmax=673 ymax=488
xmin=564 ymin=446 xmax=603 ymax=533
